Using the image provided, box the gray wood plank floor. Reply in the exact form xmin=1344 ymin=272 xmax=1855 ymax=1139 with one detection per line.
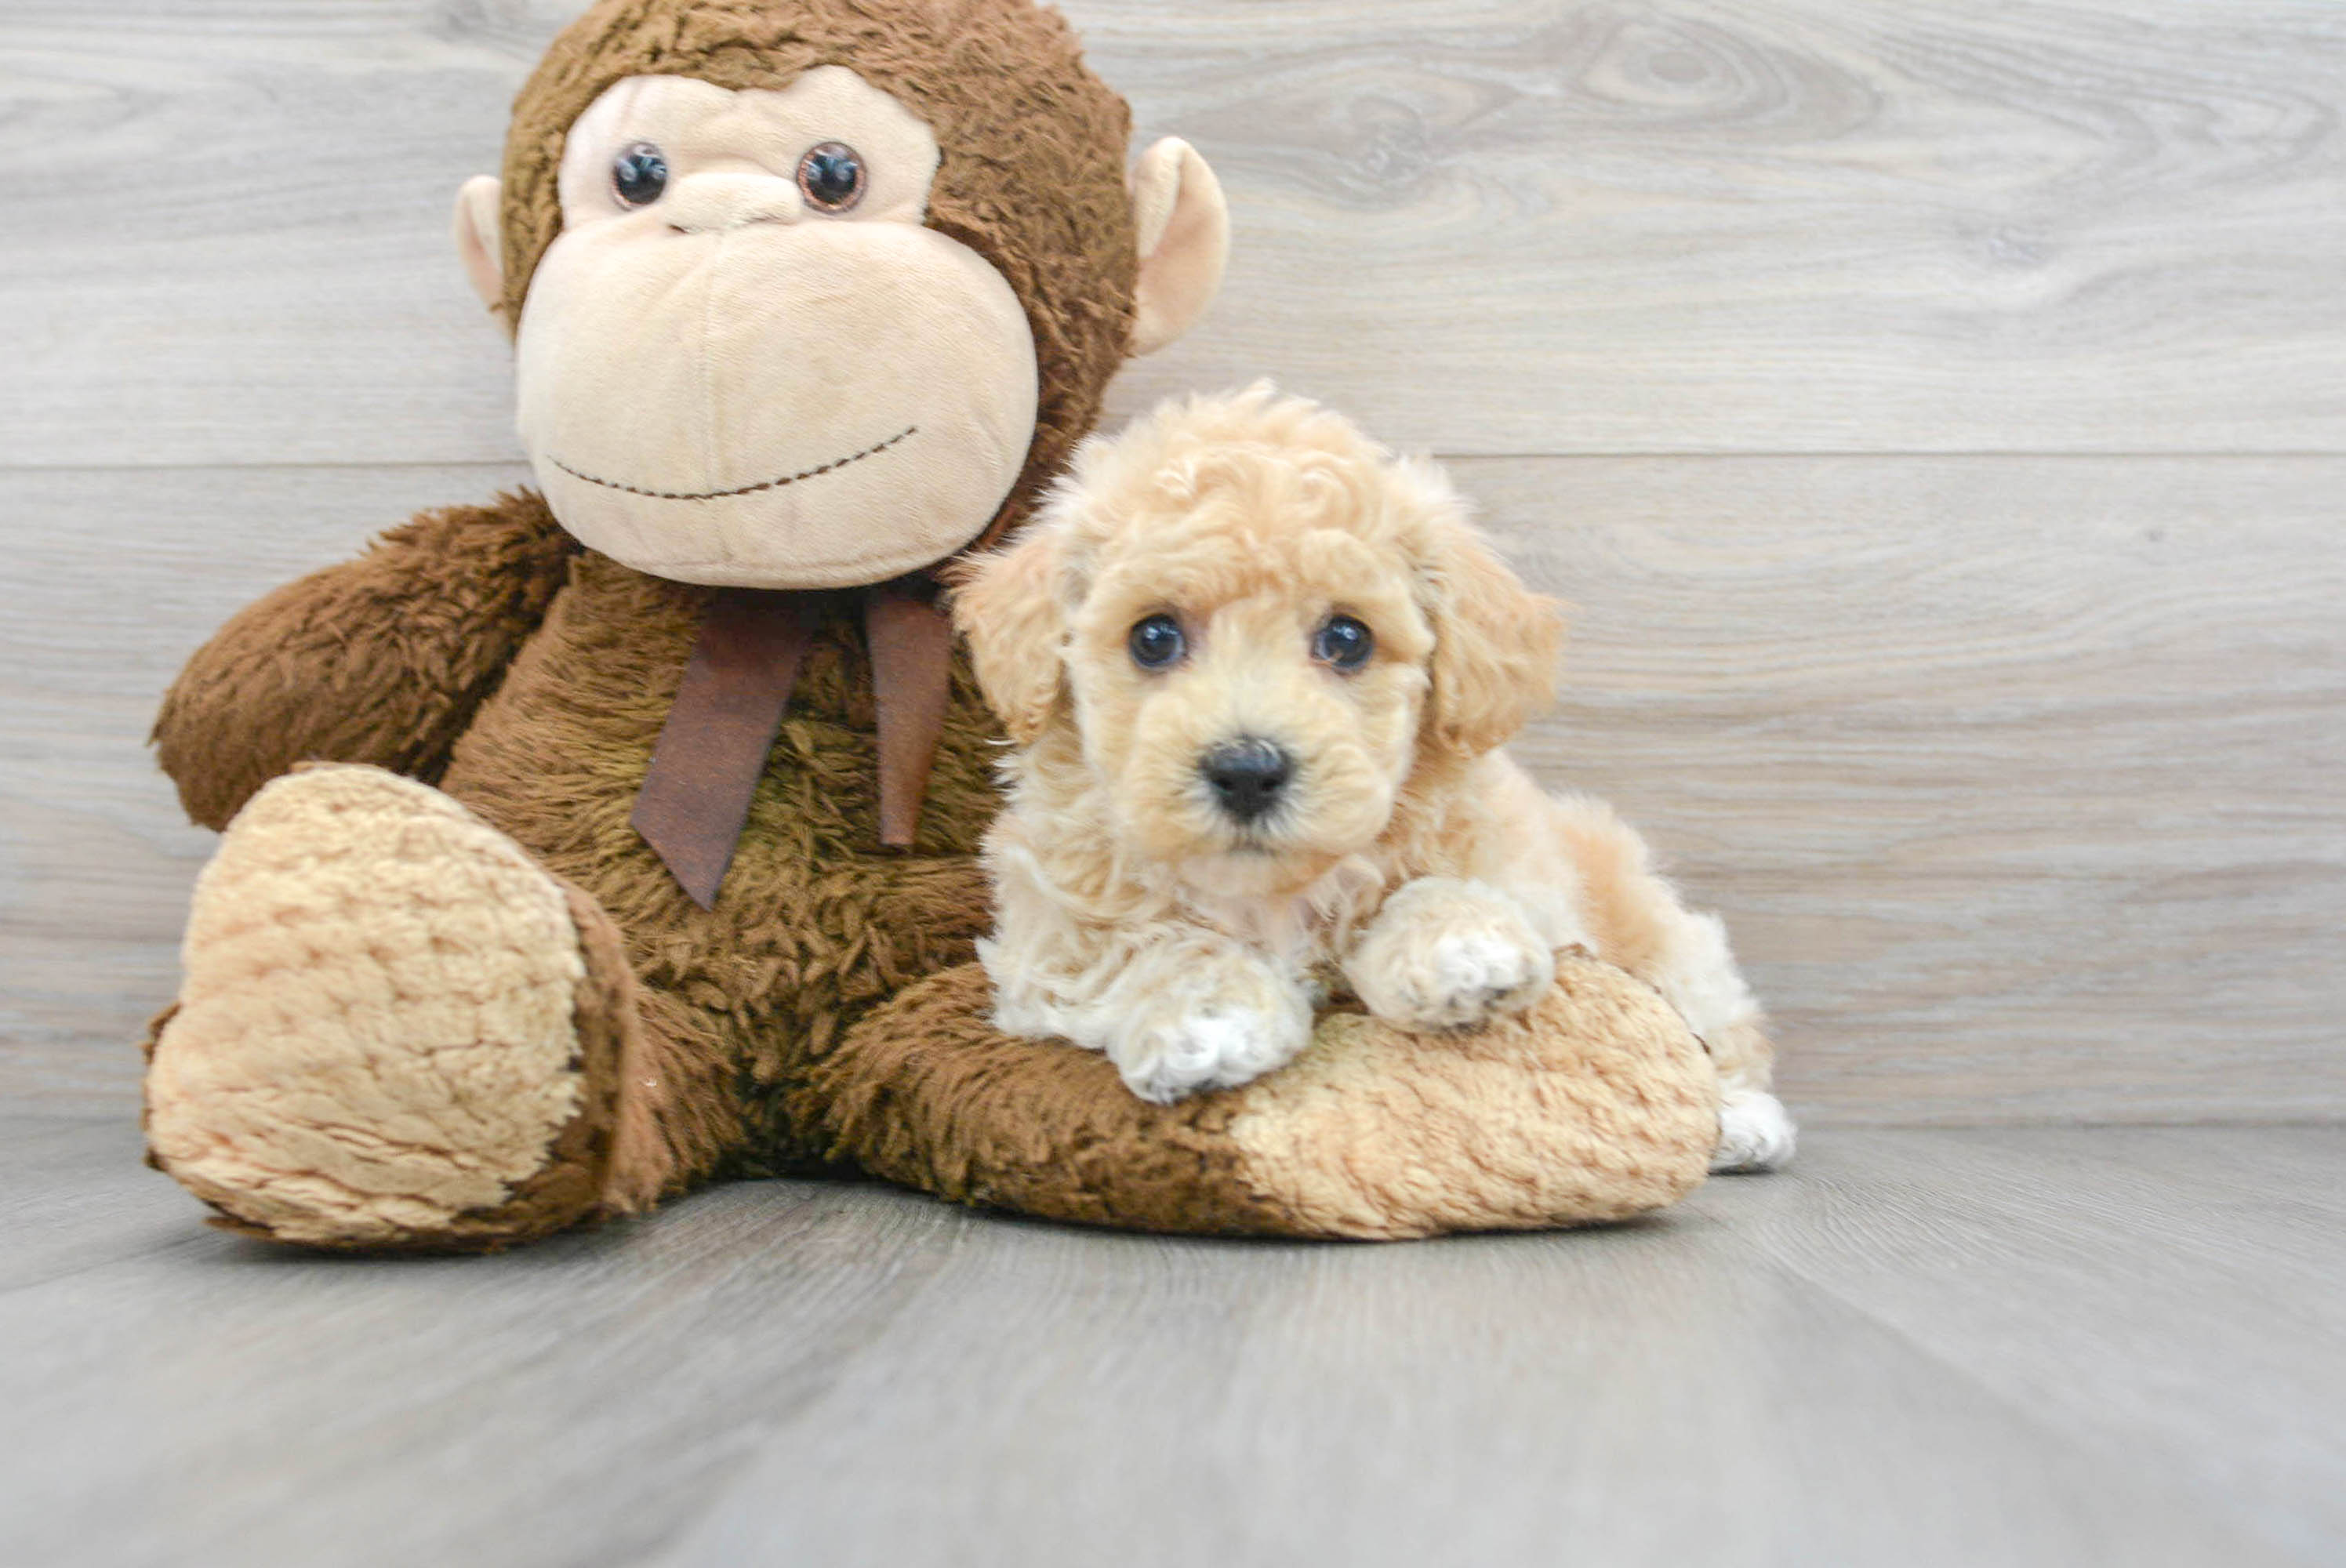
xmin=3 ymin=1119 xmax=2340 ymax=1568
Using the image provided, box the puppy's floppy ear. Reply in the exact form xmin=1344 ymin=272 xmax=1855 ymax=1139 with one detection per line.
xmin=1411 ymin=476 xmax=1565 ymax=757
xmin=951 ymin=524 xmax=1076 ymax=746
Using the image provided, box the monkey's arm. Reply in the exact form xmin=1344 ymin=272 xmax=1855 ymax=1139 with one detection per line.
xmin=154 ymin=489 xmax=579 ymax=829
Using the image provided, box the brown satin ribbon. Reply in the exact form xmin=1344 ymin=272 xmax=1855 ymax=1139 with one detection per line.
xmin=631 ymin=579 xmax=954 ymax=909
xmin=864 ymin=578 xmax=957 ymax=850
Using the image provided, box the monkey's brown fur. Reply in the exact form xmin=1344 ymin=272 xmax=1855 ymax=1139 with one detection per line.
xmin=142 ymin=0 xmax=1720 ymax=1249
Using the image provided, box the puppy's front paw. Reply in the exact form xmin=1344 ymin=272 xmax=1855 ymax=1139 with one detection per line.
xmin=1348 ymin=878 xmax=1556 ymax=1032
xmin=1712 ymin=1089 xmax=1797 ymax=1172
xmin=1397 ymin=931 xmax=1554 ymax=1030
xmin=1114 ymin=998 xmax=1310 ymax=1105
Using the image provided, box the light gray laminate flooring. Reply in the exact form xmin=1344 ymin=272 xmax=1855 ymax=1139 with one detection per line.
xmin=2 ymin=1119 xmax=2339 ymax=1568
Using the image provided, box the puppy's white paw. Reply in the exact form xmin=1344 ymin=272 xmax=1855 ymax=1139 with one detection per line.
xmin=1348 ymin=878 xmax=1556 ymax=1032
xmin=1114 ymin=999 xmax=1310 ymax=1105
xmin=1711 ymin=1088 xmax=1796 ymax=1172
xmin=1404 ymin=930 xmax=1554 ymax=1029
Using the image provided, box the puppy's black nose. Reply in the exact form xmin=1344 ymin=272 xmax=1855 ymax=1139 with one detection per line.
xmin=1200 ymin=737 xmax=1293 ymax=824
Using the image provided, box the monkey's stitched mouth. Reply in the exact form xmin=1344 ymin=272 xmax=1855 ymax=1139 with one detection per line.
xmin=547 ymin=426 xmax=916 ymax=502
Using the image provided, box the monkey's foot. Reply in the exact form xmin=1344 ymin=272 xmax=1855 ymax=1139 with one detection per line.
xmin=144 ymin=765 xmax=634 ymax=1250
xmin=816 ymin=951 xmax=1720 ymax=1240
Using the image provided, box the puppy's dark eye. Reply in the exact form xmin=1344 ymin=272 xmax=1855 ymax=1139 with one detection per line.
xmin=612 ymin=142 xmax=669 ymax=207
xmin=797 ymin=142 xmax=866 ymax=212
xmin=1128 ymin=613 xmax=1186 ymax=670
xmin=1312 ymin=615 xmax=1375 ymax=671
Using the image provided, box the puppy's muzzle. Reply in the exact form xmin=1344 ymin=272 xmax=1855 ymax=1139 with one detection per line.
xmin=1199 ymin=737 xmax=1293 ymax=826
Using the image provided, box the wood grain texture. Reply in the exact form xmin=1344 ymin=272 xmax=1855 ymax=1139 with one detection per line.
xmin=1463 ymin=453 xmax=2346 ymax=1121
xmin=2 ymin=1120 xmax=2339 ymax=1567
xmin=1737 ymin=1127 xmax=2346 ymax=1567
xmin=4 ymin=456 xmax=2337 ymax=1121
xmin=4 ymin=0 xmax=2341 ymax=466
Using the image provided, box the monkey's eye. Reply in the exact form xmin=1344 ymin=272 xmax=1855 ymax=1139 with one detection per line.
xmin=611 ymin=142 xmax=669 ymax=207
xmin=1312 ymin=615 xmax=1375 ymax=671
xmin=1128 ymin=614 xmax=1187 ymax=671
xmin=797 ymin=142 xmax=866 ymax=212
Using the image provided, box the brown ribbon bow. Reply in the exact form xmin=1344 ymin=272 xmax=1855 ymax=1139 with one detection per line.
xmin=631 ymin=576 xmax=954 ymax=909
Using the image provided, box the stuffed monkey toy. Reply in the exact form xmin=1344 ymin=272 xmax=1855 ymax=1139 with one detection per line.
xmin=140 ymin=0 xmax=1721 ymax=1250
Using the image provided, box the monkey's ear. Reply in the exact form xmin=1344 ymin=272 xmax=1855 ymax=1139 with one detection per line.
xmin=452 ymin=175 xmax=506 ymax=318
xmin=951 ymin=524 xmax=1077 ymax=746
xmin=1128 ymin=138 xmax=1229 ymax=358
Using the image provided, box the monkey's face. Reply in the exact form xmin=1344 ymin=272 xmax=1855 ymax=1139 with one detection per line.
xmin=510 ymin=69 xmax=1040 ymax=589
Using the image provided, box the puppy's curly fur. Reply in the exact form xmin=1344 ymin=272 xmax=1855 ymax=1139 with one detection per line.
xmin=953 ymin=386 xmax=1792 ymax=1171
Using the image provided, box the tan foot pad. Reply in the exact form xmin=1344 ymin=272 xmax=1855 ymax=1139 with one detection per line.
xmin=1227 ymin=953 xmax=1720 ymax=1237
xmin=146 ymin=765 xmax=599 ymax=1247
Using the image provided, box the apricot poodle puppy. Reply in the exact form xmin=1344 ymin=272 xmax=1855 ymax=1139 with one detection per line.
xmin=953 ymin=386 xmax=1793 ymax=1171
